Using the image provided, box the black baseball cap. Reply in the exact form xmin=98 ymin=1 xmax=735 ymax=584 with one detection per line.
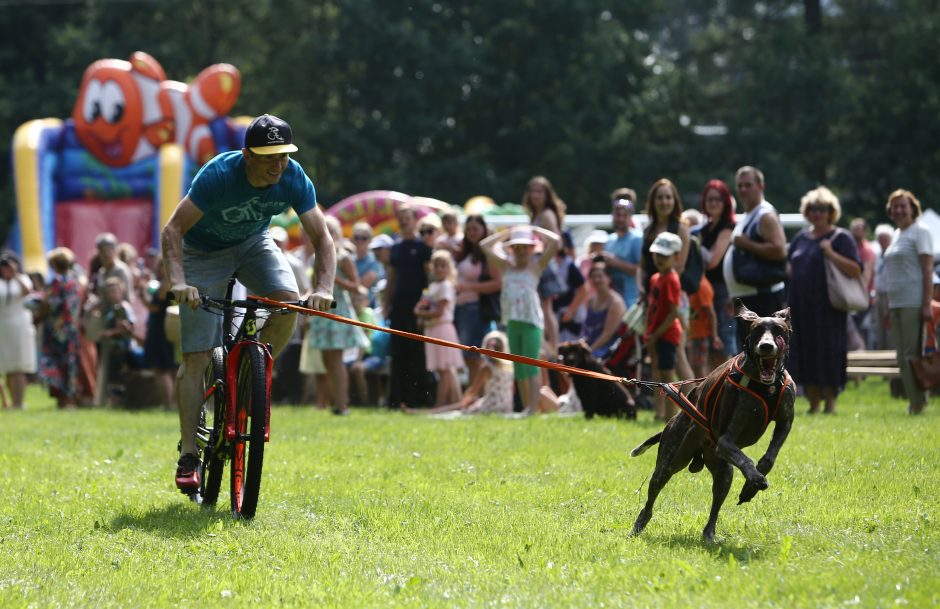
xmin=245 ymin=114 xmax=298 ymax=155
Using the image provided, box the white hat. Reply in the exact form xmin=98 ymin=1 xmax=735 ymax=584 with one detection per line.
xmin=586 ymin=229 xmax=609 ymax=246
xmin=649 ymin=231 xmax=682 ymax=256
xmin=369 ymin=234 xmax=394 ymax=250
xmin=505 ymin=226 xmax=537 ymax=247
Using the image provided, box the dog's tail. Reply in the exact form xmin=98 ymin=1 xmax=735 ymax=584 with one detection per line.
xmin=630 ymin=432 xmax=662 ymax=457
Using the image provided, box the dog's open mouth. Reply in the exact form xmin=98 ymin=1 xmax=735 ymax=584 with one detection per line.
xmin=759 ymin=356 xmax=779 ymax=384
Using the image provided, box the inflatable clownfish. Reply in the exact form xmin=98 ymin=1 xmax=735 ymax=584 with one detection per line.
xmin=72 ymin=51 xmax=240 ymax=167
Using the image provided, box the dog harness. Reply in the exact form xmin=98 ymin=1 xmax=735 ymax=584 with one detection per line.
xmin=662 ymin=354 xmax=792 ymax=444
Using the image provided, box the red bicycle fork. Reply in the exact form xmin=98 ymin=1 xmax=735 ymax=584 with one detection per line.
xmin=223 ymin=341 xmax=273 ymax=442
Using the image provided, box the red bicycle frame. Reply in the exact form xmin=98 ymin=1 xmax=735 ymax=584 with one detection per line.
xmin=223 ymin=340 xmax=274 ymax=442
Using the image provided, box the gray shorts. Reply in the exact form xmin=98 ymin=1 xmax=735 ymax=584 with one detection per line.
xmin=180 ymin=232 xmax=300 ymax=353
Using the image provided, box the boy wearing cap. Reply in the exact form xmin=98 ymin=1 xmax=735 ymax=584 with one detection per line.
xmin=646 ymin=232 xmax=684 ymax=420
xmin=161 ymin=114 xmax=336 ymax=492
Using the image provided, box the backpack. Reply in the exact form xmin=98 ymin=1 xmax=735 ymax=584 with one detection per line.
xmin=680 ymin=233 xmax=704 ymax=295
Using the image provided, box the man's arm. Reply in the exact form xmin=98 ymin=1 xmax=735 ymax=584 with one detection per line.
xmin=383 ymin=266 xmax=396 ymax=319
xmin=160 ymin=195 xmax=204 ymax=309
xmin=298 ymin=206 xmax=336 ymax=312
xmin=602 ymin=251 xmax=637 ymax=275
xmin=733 ymin=213 xmax=787 ymax=261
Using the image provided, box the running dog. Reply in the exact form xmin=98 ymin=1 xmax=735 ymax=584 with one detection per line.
xmin=630 ymin=302 xmax=795 ymax=542
xmin=558 ymin=340 xmax=636 ymax=419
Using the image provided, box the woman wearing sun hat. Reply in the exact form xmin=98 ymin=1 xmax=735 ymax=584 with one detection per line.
xmin=481 ymin=225 xmax=561 ymax=414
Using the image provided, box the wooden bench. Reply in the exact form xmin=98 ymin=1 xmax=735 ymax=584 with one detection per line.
xmin=846 ymin=350 xmax=900 ymax=380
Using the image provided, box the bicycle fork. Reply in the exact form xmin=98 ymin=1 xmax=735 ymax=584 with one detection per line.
xmin=223 ymin=340 xmax=274 ymax=443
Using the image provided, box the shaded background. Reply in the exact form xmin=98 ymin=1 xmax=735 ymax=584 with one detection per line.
xmin=2 ymin=0 xmax=938 ymax=245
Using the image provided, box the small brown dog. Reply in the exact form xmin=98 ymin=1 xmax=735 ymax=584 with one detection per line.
xmin=630 ymin=302 xmax=795 ymax=542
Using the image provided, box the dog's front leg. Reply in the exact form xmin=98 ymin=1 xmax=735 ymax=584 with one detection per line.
xmin=756 ymin=411 xmax=793 ymax=476
xmin=739 ymin=400 xmax=794 ymax=504
xmin=715 ymin=413 xmax=766 ymax=491
xmin=716 ymin=434 xmax=765 ymax=488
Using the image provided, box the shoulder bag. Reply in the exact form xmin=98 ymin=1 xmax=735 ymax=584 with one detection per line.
xmin=731 ymin=210 xmax=787 ymax=288
xmin=622 ymin=300 xmax=647 ymax=335
xmin=824 ymin=230 xmax=868 ymax=312
xmin=477 ymin=256 xmax=501 ymax=323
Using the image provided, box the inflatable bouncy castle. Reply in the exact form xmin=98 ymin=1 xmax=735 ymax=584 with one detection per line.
xmin=10 ymin=51 xmax=244 ymax=273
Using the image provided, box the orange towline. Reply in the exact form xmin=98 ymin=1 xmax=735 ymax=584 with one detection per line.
xmin=249 ymin=295 xmax=704 ymax=404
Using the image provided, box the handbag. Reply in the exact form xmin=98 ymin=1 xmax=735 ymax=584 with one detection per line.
xmin=477 ymin=257 xmax=502 ymax=323
xmin=680 ymin=234 xmax=704 ymax=295
xmin=824 ymin=256 xmax=868 ymax=312
xmin=911 ymin=318 xmax=940 ymax=390
xmin=82 ymin=308 xmax=105 ymax=342
xmin=623 ymin=300 xmax=647 ymax=335
xmin=731 ymin=211 xmax=786 ymax=288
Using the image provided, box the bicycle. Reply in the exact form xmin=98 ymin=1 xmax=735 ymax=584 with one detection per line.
xmin=183 ymin=276 xmax=304 ymax=518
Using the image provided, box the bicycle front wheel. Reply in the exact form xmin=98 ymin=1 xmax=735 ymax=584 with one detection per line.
xmin=230 ymin=343 xmax=268 ymax=518
xmin=198 ymin=347 xmax=226 ymax=506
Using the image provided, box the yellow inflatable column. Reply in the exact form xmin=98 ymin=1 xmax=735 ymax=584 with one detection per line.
xmin=13 ymin=118 xmax=63 ymax=274
xmin=157 ymin=143 xmax=186 ymax=234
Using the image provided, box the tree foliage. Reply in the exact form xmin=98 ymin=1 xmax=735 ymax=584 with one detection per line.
xmin=1 ymin=0 xmax=937 ymax=244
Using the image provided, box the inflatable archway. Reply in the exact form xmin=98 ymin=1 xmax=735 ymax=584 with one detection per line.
xmin=325 ymin=190 xmax=459 ymax=236
xmin=11 ymin=51 xmax=243 ymax=273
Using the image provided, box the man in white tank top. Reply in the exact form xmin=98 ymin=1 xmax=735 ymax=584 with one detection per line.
xmin=723 ymin=166 xmax=788 ymax=346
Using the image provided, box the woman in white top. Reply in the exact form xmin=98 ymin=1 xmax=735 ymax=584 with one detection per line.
xmin=883 ymin=189 xmax=934 ymax=414
xmin=0 ymin=252 xmax=36 ymax=409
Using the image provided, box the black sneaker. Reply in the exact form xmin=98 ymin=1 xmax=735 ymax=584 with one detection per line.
xmin=175 ymin=453 xmax=201 ymax=491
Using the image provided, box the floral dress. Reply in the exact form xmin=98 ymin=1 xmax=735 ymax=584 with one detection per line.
xmin=38 ymin=272 xmax=82 ymax=401
xmin=465 ymin=360 xmax=515 ymax=414
xmin=307 ymin=251 xmax=367 ymax=351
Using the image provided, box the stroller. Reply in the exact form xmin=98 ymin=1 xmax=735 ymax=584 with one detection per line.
xmin=603 ymin=304 xmax=653 ymax=411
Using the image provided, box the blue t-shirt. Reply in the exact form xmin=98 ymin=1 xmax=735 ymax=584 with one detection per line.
xmin=185 ymin=151 xmax=317 ymax=251
xmin=605 ymin=229 xmax=643 ymax=307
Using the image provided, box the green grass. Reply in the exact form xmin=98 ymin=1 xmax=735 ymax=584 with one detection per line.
xmin=1 ymin=379 xmax=938 ymax=609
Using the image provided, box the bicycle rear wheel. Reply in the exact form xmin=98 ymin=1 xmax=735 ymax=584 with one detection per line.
xmin=198 ymin=347 xmax=226 ymax=506
xmin=230 ymin=343 xmax=268 ymax=518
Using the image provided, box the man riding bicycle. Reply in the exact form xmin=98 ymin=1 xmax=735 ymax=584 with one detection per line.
xmin=161 ymin=114 xmax=336 ymax=491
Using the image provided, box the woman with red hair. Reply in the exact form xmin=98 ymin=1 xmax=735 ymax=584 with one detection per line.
xmin=698 ymin=179 xmax=737 ymax=366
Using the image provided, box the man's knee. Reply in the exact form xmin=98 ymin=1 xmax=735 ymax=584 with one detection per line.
xmin=178 ymin=350 xmax=212 ymax=379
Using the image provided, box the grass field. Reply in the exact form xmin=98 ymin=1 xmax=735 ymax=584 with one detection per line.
xmin=1 ymin=378 xmax=938 ymax=608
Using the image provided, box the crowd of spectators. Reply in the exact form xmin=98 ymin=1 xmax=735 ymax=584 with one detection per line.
xmin=1 ymin=166 xmax=933 ymax=417
xmin=1 ymin=232 xmax=177 ymax=409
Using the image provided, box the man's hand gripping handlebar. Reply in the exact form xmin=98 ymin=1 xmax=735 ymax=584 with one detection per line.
xmin=168 ymin=284 xmax=336 ymax=310
xmin=304 ymin=290 xmax=335 ymax=313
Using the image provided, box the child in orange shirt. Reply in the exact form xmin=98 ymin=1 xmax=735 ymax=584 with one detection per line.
xmin=688 ymin=275 xmax=724 ymax=378
xmin=645 ymin=232 xmax=684 ymax=420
